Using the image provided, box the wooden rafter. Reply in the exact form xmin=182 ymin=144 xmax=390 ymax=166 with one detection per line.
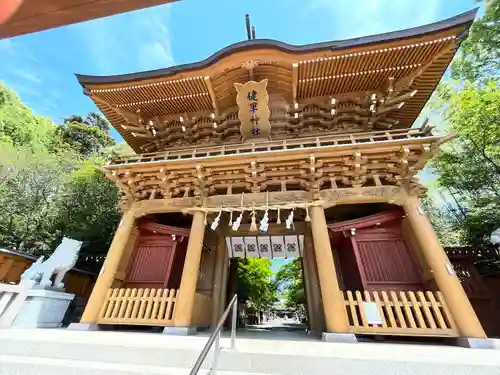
xmin=292 ymin=63 xmax=298 ymax=105
xmin=204 ymin=76 xmax=219 ymax=117
xmin=77 ymin=12 xmax=473 ymax=153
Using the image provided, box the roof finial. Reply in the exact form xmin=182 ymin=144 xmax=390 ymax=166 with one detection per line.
xmin=245 ymin=14 xmax=251 ymax=40
xmin=245 ymin=14 xmax=256 ymax=40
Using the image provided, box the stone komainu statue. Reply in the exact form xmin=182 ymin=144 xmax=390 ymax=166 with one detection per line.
xmin=20 ymin=237 xmax=82 ymax=289
xmin=234 ymin=79 xmax=271 ymax=141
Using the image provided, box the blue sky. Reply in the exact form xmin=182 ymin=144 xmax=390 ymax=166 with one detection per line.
xmin=270 ymin=258 xmax=292 ymax=274
xmin=0 ymin=0 xmax=479 ymax=132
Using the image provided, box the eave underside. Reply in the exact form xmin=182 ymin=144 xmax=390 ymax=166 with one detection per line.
xmin=0 ymin=0 xmax=180 ymax=39
xmin=77 ymin=10 xmax=475 ymax=153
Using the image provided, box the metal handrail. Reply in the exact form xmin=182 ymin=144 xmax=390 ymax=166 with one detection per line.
xmin=189 ymin=294 xmax=238 ymax=375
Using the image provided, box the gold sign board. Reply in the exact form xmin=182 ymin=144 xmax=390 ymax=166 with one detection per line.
xmin=234 ymin=79 xmax=271 ymax=141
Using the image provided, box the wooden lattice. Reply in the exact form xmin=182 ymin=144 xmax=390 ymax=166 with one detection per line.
xmin=99 ymin=288 xmax=177 ymax=325
xmin=342 ymin=290 xmax=458 ymax=337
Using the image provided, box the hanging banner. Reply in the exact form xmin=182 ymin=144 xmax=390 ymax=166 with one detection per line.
xmin=234 ymin=79 xmax=271 ymax=141
xmin=244 ymin=237 xmax=259 ymax=258
xmin=231 ymin=237 xmax=246 ymax=258
xmin=257 ymin=236 xmax=272 ymax=258
xmin=284 ymin=235 xmax=300 ymax=258
xmin=270 ymin=236 xmax=286 ymax=259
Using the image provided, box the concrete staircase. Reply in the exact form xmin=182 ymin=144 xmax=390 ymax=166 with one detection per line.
xmin=0 ymin=329 xmax=499 ymax=375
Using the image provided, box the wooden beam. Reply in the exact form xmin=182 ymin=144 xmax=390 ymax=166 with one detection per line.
xmin=292 ymin=63 xmax=299 ymax=104
xmin=393 ymin=41 xmax=456 ymax=93
xmin=130 ymin=186 xmax=405 ymax=216
xmin=204 ymin=76 xmax=219 ymax=117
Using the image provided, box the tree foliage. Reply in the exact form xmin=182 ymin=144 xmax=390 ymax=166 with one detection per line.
xmin=451 ymin=0 xmax=500 ymax=82
xmin=0 ymin=83 xmax=121 ymax=262
xmin=0 ymin=84 xmax=54 ymax=149
xmin=431 ymin=82 xmax=500 ymax=246
xmin=421 ymin=196 xmax=464 ymax=246
xmin=274 ymin=259 xmax=305 ymax=311
xmin=236 ymin=258 xmax=278 ymax=311
xmin=429 ymin=0 xmax=500 ymax=248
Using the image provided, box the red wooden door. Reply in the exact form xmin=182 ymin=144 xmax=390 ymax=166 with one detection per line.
xmin=351 ymin=227 xmax=424 ymax=291
xmin=124 ymin=221 xmax=190 ymax=289
xmin=126 ymin=236 xmax=177 ymax=287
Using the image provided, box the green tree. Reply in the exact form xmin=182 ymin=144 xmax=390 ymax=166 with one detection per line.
xmin=54 ymin=120 xmax=114 ymax=158
xmin=63 ymin=112 xmax=111 ymax=133
xmin=236 ymin=258 xmax=278 ymax=311
xmin=0 ymin=83 xmax=54 ymax=149
xmin=54 ymin=160 xmax=120 ymax=261
xmin=0 ymin=144 xmax=74 ymax=253
xmin=274 ymin=259 xmax=305 ymax=311
xmin=451 ymin=0 xmax=500 ymax=81
xmin=431 ymin=82 xmax=500 ymax=246
xmin=0 ymin=83 xmax=121 ymax=263
xmin=421 ymin=196 xmax=464 ymax=246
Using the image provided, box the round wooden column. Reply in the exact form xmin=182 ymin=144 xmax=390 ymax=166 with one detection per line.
xmin=174 ymin=210 xmax=206 ymax=327
xmin=211 ymin=232 xmax=228 ymax=324
xmin=302 ymin=224 xmax=325 ymax=332
xmin=309 ymin=205 xmax=348 ymax=333
xmin=81 ymin=210 xmax=136 ymax=323
xmin=403 ymin=196 xmax=486 ymax=338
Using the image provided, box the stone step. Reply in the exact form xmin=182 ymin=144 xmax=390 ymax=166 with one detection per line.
xmin=0 ymin=356 xmax=261 ymax=375
xmin=0 ymin=329 xmax=499 ymax=375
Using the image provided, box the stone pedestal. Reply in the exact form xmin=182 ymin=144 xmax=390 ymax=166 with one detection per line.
xmin=12 ymin=289 xmax=74 ymax=328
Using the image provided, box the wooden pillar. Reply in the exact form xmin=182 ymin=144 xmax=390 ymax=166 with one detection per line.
xmin=81 ymin=210 xmax=136 ymax=323
xmin=403 ymin=196 xmax=486 ymax=338
xmin=173 ymin=210 xmax=206 ymax=327
xmin=211 ymin=232 xmax=228 ymax=324
xmin=301 ymin=251 xmax=315 ymax=330
xmin=219 ymin=247 xmax=230 ymax=317
xmin=301 ymin=252 xmax=315 ymax=330
xmin=302 ymin=223 xmax=325 ymax=332
xmin=310 ymin=205 xmax=348 ymax=333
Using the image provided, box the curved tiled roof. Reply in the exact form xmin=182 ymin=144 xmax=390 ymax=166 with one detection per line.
xmin=76 ymin=9 xmax=476 ymax=85
xmin=76 ymin=9 xmax=477 ymax=153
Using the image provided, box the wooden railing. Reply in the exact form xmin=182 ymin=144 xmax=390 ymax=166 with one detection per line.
xmin=342 ymin=290 xmax=458 ymax=337
xmin=191 ymin=292 xmax=213 ymax=326
xmin=98 ymin=288 xmax=177 ymax=325
xmin=445 ymin=246 xmax=500 ymax=261
xmin=107 ymin=128 xmax=435 ymax=166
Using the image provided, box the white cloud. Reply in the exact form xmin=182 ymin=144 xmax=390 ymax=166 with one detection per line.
xmin=308 ymin=0 xmax=442 ymax=39
xmin=71 ymin=4 xmax=175 ymax=75
xmin=12 ymin=70 xmax=42 ymax=84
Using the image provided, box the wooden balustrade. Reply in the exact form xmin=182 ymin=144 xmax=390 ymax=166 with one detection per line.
xmin=108 ymin=128 xmax=433 ymax=166
xmin=191 ymin=292 xmax=213 ymax=326
xmin=342 ymin=290 xmax=459 ymax=337
xmin=445 ymin=246 xmax=500 ymax=261
xmin=98 ymin=288 xmax=177 ymax=325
